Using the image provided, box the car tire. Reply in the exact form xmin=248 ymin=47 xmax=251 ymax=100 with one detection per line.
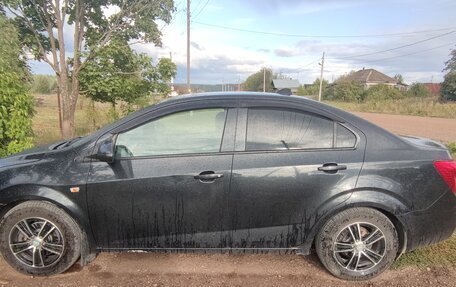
xmin=315 ymin=207 xmax=399 ymax=281
xmin=0 ymin=201 xmax=81 ymax=276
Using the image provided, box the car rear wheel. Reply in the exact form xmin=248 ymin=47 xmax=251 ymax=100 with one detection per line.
xmin=315 ymin=207 xmax=399 ymax=280
xmin=0 ymin=201 xmax=81 ymax=275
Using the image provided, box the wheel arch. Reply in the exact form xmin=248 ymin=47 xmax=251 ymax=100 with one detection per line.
xmin=299 ymin=192 xmax=409 ymax=257
xmin=0 ymin=184 xmax=97 ymax=264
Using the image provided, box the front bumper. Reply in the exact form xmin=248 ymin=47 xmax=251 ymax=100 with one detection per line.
xmin=398 ymin=190 xmax=456 ymax=252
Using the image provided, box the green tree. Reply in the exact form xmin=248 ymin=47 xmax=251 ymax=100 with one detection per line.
xmin=1 ymin=0 xmax=174 ymax=138
xmin=0 ymin=14 xmax=34 ymax=156
xmin=297 ymin=85 xmax=307 ymax=96
xmin=441 ymin=47 xmax=456 ymax=101
xmin=407 ymin=83 xmax=430 ymax=98
xmin=32 ymin=74 xmax=57 ymax=94
xmin=364 ymin=84 xmax=405 ymax=101
xmin=79 ymin=38 xmax=176 ymax=118
xmin=441 ymin=72 xmax=456 ymax=101
xmin=443 ymin=46 xmax=456 ymax=72
xmin=243 ymin=68 xmax=273 ymax=92
xmin=296 ymin=78 xmax=328 ymax=96
xmin=310 ymin=78 xmax=328 ymax=96
xmin=324 ymin=78 xmax=364 ymax=102
xmin=394 ymin=74 xmax=404 ymax=84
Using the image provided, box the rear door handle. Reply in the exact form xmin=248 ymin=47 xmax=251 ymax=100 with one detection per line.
xmin=194 ymin=171 xmax=224 ymax=182
xmin=318 ymin=163 xmax=347 ymax=172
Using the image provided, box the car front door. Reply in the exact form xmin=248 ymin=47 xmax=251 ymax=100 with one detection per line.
xmin=227 ymin=105 xmax=365 ymax=249
xmin=87 ymin=104 xmax=237 ymax=250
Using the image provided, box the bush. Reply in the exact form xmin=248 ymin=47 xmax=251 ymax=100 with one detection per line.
xmin=324 ymin=80 xmax=364 ymax=102
xmin=0 ymin=72 xmax=34 ymax=156
xmin=407 ymin=83 xmax=431 ymax=98
xmin=32 ymin=75 xmax=57 ymax=94
xmin=448 ymin=143 xmax=456 ymax=157
xmin=0 ymin=14 xmax=34 ymax=156
xmin=363 ymin=84 xmax=405 ymax=102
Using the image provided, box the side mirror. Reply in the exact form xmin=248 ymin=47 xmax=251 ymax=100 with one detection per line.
xmin=92 ymin=135 xmax=116 ymax=163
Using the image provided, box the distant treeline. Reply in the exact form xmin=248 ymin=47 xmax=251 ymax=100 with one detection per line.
xmin=31 ymin=74 xmax=57 ymax=94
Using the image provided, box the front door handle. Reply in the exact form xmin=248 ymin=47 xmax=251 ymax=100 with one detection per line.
xmin=194 ymin=171 xmax=224 ymax=182
xmin=318 ymin=163 xmax=347 ymax=172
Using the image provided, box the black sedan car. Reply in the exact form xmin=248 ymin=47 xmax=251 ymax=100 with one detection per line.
xmin=0 ymin=92 xmax=455 ymax=280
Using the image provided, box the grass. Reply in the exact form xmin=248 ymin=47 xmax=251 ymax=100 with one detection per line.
xmin=31 ymin=94 xmax=456 ymax=269
xmin=324 ymin=97 xmax=456 ymax=119
xmin=394 ymin=235 xmax=456 ymax=269
xmin=33 ymin=93 xmax=168 ymax=145
xmin=33 ymin=94 xmax=114 ymax=145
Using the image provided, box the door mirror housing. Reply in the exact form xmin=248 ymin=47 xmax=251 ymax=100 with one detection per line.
xmin=92 ymin=135 xmax=116 ymax=163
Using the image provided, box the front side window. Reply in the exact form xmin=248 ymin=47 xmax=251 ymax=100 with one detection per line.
xmin=246 ymin=109 xmax=334 ymax=151
xmin=115 ymin=108 xmax=227 ymax=157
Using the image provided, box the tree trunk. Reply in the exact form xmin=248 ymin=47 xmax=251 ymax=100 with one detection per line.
xmin=59 ymin=73 xmax=74 ymax=139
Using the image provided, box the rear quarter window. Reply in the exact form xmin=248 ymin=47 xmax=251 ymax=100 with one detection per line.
xmin=335 ymin=124 xmax=357 ymax=148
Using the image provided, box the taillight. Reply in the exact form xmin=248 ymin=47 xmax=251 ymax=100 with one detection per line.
xmin=434 ymin=160 xmax=456 ymax=194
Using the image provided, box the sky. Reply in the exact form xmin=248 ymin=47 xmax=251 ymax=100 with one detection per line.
xmin=29 ymin=0 xmax=456 ymax=85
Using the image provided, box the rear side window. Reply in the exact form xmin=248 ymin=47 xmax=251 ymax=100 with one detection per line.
xmin=246 ymin=109 xmax=334 ymax=151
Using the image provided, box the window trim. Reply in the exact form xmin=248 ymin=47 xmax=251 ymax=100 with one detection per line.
xmin=113 ymin=107 xmax=232 ymax=159
xmin=240 ymin=107 xmax=359 ymax=153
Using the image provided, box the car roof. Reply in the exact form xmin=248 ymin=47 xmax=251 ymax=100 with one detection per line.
xmin=162 ymin=91 xmax=292 ymax=103
xmin=97 ymin=92 xmax=346 ymax=135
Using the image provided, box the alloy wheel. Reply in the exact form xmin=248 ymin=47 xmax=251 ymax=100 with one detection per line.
xmin=9 ymin=218 xmax=65 ymax=268
xmin=333 ymin=222 xmax=386 ymax=271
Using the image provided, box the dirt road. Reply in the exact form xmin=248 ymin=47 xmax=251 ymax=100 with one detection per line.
xmin=353 ymin=112 xmax=456 ymax=143
xmin=0 ymin=253 xmax=455 ymax=287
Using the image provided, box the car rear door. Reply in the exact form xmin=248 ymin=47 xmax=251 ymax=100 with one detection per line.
xmin=226 ymin=102 xmax=366 ymax=249
xmin=87 ymin=102 xmax=238 ymax=250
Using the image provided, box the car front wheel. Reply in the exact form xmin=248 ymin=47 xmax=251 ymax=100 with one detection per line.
xmin=0 ymin=201 xmax=81 ymax=275
xmin=315 ymin=207 xmax=399 ymax=280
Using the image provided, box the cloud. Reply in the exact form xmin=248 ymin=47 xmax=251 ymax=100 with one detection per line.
xmin=243 ymin=0 xmax=368 ymax=15
xmin=271 ymin=33 xmax=455 ymax=83
xmin=191 ymin=41 xmax=203 ymax=51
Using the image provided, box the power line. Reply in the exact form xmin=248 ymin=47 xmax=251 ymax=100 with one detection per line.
xmin=191 ymin=0 xmax=203 ymax=14
xmin=192 ymin=0 xmax=210 ymax=20
xmin=328 ymin=30 xmax=455 ymax=60
xmin=347 ymin=42 xmax=455 ymax=63
xmin=192 ymin=21 xmax=455 ymax=38
xmin=301 ymin=59 xmax=320 ymax=68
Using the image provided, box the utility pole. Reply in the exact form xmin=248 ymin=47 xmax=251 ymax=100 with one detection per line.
xmin=186 ymin=0 xmax=191 ymax=93
xmin=318 ymin=52 xmax=325 ymax=102
xmin=263 ymin=67 xmax=266 ymax=92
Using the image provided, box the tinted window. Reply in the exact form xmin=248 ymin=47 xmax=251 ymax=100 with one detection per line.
xmin=246 ymin=109 xmax=334 ymax=151
xmin=115 ymin=108 xmax=227 ymax=157
xmin=336 ymin=124 xmax=357 ymax=148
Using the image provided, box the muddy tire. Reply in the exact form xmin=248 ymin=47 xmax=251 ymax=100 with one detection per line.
xmin=315 ymin=207 xmax=398 ymax=280
xmin=0 ymin=201 xmax=81 ymax=276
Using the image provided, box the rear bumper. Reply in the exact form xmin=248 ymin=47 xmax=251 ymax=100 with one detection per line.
xmin=398 ymin=191 xmax=456 ymax=252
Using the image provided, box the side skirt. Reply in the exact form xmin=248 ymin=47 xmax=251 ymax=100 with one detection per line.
xmin=97 ymin=247 xmax=301 ymax=255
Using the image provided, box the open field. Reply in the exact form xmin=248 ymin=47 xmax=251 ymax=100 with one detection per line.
xmin=32 ymin=94 xmax=112 ymax=145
